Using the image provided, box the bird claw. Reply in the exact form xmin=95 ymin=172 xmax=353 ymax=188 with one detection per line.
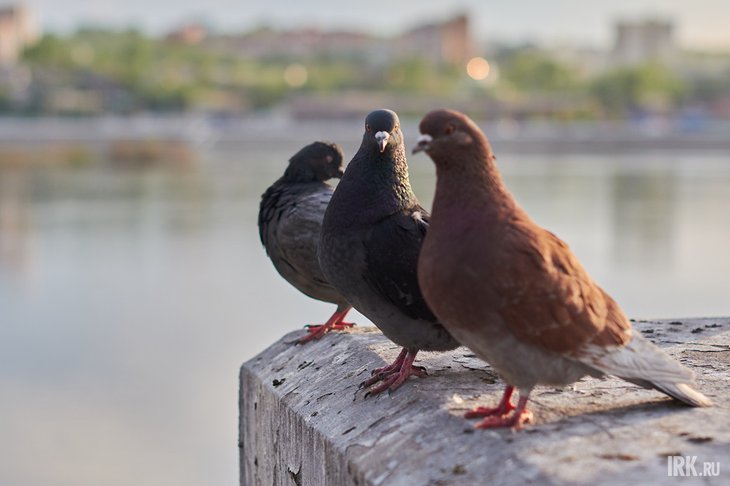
xmin=295 ymin=307 xmax=353 ymax=345
xmin=474 ymin=409 xmax=533 ymax=430
xmin=297 ymin=320 xmax=355 ymax=345
xmin=465 ymin=402 xmax=515 ymax=419
xmin=370 ymin=363 xmax=399 ymax=377
xmin=369 ymin=348 xmax=408 ymax=376
xmin=360 ymin=371 xmax=388 ymax=389
xmin=363 ymin=373 xmax=401 ymax=398
xmin=304 ymin=322 xmax=355 ymax=330
xmin=465 ymin=385 xmax=516 ymax=419
xmin=359 ymin=349 xmax=424 ymax=397
xmin=412 ymin=365 xmax=428 ymax=377
xmin=335 ymin=321 xmax=356 ymax=329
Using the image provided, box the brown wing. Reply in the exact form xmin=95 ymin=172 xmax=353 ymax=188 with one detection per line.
xmin=493 ymin=215 xmax=631 ymax=355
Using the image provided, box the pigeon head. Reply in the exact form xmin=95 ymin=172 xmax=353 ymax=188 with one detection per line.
xmin=364 ymin=109 xmax=402 ymax=154
xmin=412 ymin=109 xmax=493 ymax=166
xmin=284 ymin=141 xmax=345 ymax=182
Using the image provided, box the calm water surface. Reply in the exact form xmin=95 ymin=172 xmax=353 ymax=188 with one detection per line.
xmin=1 ymin=133 xmax=729 ymax=485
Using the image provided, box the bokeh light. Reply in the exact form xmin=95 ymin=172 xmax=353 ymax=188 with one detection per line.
xmin=466 ymin=56 xmax=491 ymax=80
xmin=283 ymin=63 xmax=308 ymax=87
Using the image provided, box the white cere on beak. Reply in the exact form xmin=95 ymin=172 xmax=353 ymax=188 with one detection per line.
xmin=412 ymin=134 xmax=433 ymax=154
xmin=375 ymin=131 xmax=390 ymax=152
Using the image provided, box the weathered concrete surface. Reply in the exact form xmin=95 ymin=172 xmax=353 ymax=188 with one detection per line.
xmin=239 ymin=318 xmax=730 ymax=486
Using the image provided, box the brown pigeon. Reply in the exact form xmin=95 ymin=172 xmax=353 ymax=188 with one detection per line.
xmin=413 ymin=109 xmax=711 ymax=429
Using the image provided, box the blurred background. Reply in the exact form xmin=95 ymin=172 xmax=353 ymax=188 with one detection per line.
xmin=1 ymin=1 xmax=729 ymax=485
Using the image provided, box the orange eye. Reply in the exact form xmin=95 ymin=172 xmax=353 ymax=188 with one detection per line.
xmin=366 ymin=124 xmax=372 ymax=132
xmin=444 ymin=124 xmax=455 ymax=135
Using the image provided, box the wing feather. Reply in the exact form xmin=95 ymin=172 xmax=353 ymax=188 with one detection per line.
xmin=362 ymin=205 xmax=437 ymax=322
xmin=493 ymin=218 xmax=631 ymax=354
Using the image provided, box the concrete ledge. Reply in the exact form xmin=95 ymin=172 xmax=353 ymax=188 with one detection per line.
xmin=239 ymin=318 xmax=730 ymax=485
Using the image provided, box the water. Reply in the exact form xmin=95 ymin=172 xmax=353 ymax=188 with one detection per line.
xmin=1 ymin=133 xmax=729 ymax=485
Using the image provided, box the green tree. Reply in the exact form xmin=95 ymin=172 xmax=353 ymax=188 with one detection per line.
xmin=591 ymin=63 xmax=685 ymax=116
xmin=23 ymin=34 xmax=72 ymax=67
xmin=501 ymin=51 xmax=581 ymax=93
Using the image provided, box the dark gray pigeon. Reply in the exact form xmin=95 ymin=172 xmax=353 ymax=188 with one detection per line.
xmin=259 ymin=141 xmax=353 ymax=344
xmin=319 ymin=109 xmax=459 ymax=395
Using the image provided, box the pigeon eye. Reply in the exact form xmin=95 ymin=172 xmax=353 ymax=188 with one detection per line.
xmin=444 ymin=124 xmax=455 ymax=135
xmin=366 ymin=124 xmax=372 ymax=132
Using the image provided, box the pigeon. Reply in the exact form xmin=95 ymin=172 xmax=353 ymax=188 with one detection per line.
xmin=259 ymin=141 xmax=353 ymax=344
xmin=319 ymin=109 xmax=459 ymax=395
xmin=413 ymin=108 xmax=711 ymax=429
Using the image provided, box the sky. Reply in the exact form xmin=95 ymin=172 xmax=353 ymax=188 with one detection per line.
xmin=19 ymin=0 xmax=730 ymax=49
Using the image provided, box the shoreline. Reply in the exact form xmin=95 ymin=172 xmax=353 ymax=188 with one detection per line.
xmin=0 ymin=115 xmax=729 ymax=155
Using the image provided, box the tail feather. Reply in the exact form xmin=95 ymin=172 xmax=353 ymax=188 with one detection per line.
xmin=579 ymin=334 xmax=712 ymax=407
xmin=651 ymin=381 xmax=712 ymax=407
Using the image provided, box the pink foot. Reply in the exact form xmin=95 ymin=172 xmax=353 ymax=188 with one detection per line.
xmin=368 ymin=348 xmax=407 ymax=377
xmin=474 ymin=409 xmax=534 ymax=430
xmin=360 ymin=349 xmax=426 ymax=397
xmin=296 ymin=306 xmax=352 ymax=344
xmin=465 ymin=385 xmax=515 ymax=418
xmin=474 ymin=395 xmax=533 ymax=430
xmin=304 ymin=321 xmax=355 ymax=332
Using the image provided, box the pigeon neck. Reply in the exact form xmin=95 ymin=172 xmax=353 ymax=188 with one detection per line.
xmin=360 ymin=145 xmax=416 ymax=206
xmin=335 ymin=145 xmax=417 ymax=222
xmin=433 ymin=145 xmax=515 ymax=218
xmin=281 ymin=164 xmax=322 ymax=183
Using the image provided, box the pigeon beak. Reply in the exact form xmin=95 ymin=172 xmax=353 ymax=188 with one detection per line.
xmin=374 ymin=131 xmax=390 ymax=153
xmin=412 ymin=134 xmax=432 ymax=154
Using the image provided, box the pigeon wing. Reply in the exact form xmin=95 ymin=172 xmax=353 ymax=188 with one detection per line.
xmin=274 ymin=188 xmax=333 ymax=289
xmin=362 ymin=205 xmax=438 ymax=322
xmin=493 ymin=218 xmax=632 ymax=355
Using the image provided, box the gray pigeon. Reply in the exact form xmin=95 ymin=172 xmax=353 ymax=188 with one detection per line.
xmin=319 ymin=109 xmax=459 ymax=395
xmin=259 ymin=141 xmax=353 ymax=344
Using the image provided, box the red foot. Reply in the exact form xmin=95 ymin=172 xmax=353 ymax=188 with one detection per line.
xmin=474 ymin=409 xmax=533 ymax=430
xmin=465 ymin=385 xmax=515 ymax=418
xmin=305 ymin=321 xmax=355 ymax=332
xmin=360 ymin=349 xmax=427 ymax=397
xmin=368 ymin=348 xmax=407 ymax=377
xmin=296 ymin=306 xmax=352 ymax=344
xmin=474 ymin=395 xmax=533 ymax=430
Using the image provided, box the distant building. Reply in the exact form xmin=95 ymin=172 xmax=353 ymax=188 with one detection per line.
xmin=206 ymin=14 xmax=474 ymax=66
xmin=208 ymin=27 xmax=385 ymax=62
xmin=548 ymin=45 xmax=611 ymax=77
xmin=613 ymin=19 xmax=676 ymax=66
xmin=397 ymin=14 xmax=474 ymax=65
xmin=166 ymin=24 xmax=207 ymax=45
xmin=0 ymin=4 xmax=38 ymax=65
